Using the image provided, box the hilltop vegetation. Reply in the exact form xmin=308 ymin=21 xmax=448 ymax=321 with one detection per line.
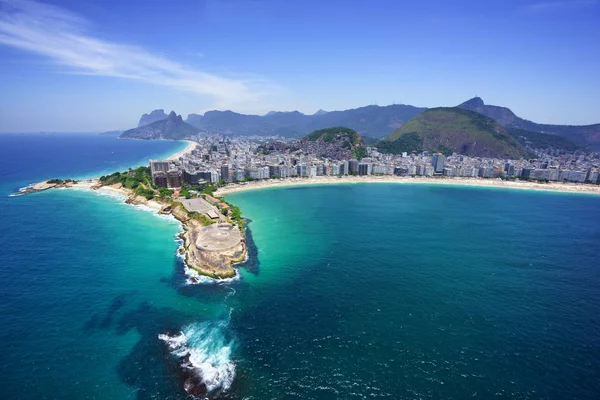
xmin=377 ymin=132 xmax=426 ymax=155
xmin=304 ymin=127 xmax=362 ymax=147
xmin=383 ymin=108 xmax=529 ymax=159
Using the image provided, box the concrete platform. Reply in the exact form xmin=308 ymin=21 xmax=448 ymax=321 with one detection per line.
xmin=195 ymin=223 xmax=242 ymax=252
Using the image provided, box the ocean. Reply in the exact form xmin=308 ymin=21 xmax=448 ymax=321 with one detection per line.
xmin=1 ymin=133 xmax=600 ymax=399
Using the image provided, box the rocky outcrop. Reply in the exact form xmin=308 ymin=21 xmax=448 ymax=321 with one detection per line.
xmin=138 ymin=109 xmax=168 ymax=127
xmin=121 ymin=111 xmax=200 ymax=140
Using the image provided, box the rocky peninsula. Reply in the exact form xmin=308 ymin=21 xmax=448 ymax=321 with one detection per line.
xmin=14 ymin=171 xmax=247 ymax=280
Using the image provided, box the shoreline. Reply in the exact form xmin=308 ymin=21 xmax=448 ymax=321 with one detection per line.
xmin=15 ymin=177 xmax=246 ymax=280
xmin=166 ymin=140 xmax=197 ymax=161
xmin=215 ymin=176 xmax=600 ymax=197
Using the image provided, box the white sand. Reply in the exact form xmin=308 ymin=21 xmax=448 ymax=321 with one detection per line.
xmin=214 ymin=176 xmax=600 ymax=197
xmin=167 ymin=140 xmax=197 ymax=161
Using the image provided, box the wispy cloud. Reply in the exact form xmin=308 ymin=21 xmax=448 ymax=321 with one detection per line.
xmin=523 ymin=0 xmax=598 ymax=12
xmin=0 ymin=0 xmax=277 ymax=113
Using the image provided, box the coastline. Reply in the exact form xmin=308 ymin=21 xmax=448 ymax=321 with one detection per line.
xmin=16 ymin=136 xmax=247 ymax=283
xmin=215 ymin=175 xmax=600 ymax=197
xmin=72 ymin=180 xmax=244 ymax=279
xmin=166 ymin=140 xmax=197 ymax=161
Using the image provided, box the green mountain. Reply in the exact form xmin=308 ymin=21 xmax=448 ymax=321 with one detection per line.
xmin=121 ymin=111 xmax=199 ymax=140
xmin=304 ymin=126 xmax=361 ymax=146
xmin=458 ymin=97 xmax=600 ymax=149
xmin=382 ymin=107 xmax=529 ymax=159
xmin=303 ymin=127 xmax=367 ymax=159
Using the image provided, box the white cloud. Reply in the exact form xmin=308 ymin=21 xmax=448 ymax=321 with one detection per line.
xmin=0 ymin=0 xmax=278 ymax=113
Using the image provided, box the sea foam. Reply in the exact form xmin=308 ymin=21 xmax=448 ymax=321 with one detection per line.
xmin=159 ymin=321 xmax=236 ymax=397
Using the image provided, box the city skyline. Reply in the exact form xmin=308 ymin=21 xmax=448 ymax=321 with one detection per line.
xmin=1 ymin=0 xmax=599 ymax=132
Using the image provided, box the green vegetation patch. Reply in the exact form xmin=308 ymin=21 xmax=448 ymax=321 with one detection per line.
xmin=376 ymin=132 xmax=423 ymax=155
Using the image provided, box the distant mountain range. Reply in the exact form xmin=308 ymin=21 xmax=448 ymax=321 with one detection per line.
xmin=183 ymin=104 xmax=426 ymax=138
xmin=121 ymin=111 xmax=199 ymax=140
xmin=458 ymin=97 xmax=600 ymax=149
xmin=126 ymin=98 xmax=600 ymax=150
xmin=383 ymin=108 xmax=530 ymax=159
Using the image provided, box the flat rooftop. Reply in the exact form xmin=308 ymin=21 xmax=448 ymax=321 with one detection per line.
xmin=181 ymin=197 xmax=215 ymax=214
xmin=195 ymin=223 xmax=242 ymax=252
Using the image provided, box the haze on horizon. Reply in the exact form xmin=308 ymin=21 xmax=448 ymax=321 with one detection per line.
xmin=0 ymin=0 xmax=598 ymax=132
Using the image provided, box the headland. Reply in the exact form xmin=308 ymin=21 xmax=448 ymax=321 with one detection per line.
xmin=15 ymin=171 xmax=246 ymax=280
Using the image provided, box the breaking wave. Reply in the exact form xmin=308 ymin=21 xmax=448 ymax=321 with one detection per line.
xmin=183 ymin=264 xmax=240 ymax=285
xmin=159 ymin=321 xmax=236 ymax=398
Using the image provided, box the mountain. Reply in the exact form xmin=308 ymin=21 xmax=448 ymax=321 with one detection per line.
xmin=184 ymin=104 xmax=426 ymax=138
xmin=304 ymin=126 xmax=362 ymax=148
xmin=383 ymin=107 xmax=529 ymax=159
xmin=260 ymin=126 xmax=366 ymax=160
xmin=507 ymin=127 xmax=583 ymax=152
xmin=138 ymin=109 xmax=168 ymax=127
xmin=303 ymin=127 xmax=367 ymax=159
xmin=458 ymin=97 xmax=600 ymax=149
xmin=121 ymin=111 xmax=200 ymax=140
xmin=314 ymin=109 xmax=328 ymax=116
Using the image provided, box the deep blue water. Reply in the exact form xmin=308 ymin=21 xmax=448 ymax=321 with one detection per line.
xmin=1 ymin=133 xmax=600 ymax=399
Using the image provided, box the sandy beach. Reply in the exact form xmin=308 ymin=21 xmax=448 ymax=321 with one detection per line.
xmin=166 ymin=140 xmax=197 ymax=161
xmin=215 ymin=175 xmax=600 ymax=197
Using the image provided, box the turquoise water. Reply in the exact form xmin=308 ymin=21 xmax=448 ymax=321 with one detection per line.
xmin=1 ymin=134 xmax=600 ymax=399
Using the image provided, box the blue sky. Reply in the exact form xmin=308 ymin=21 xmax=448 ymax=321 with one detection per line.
xmin=0 ymin=0 xmax=598 ymax=131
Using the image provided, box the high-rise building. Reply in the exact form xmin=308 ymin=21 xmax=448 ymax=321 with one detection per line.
xmin=167 ymin=170 xmax=183 ymax=188
xmin=268 ymin=165 xmax=281 ymax=178
xmin=504 ymin=163 xmax=515 ymax=177
xmin=152 ymin=171 xmax=168 ymax=188
xmin=358 ymin=163 xmax=372 ymax=175
xmin=183 ymin=170 xmax=204 ymax=185
xmin=149 ymin=160 xmax=170 ymax=175
xmin=349 ymin=160 xmax=359 ymax=174
xmin=220 ymin=165 xmax=230 ymax=182
xmin=432 ymin=154 xmax=445 ymax=174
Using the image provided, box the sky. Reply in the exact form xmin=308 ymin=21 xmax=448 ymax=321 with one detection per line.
xmin=0 ymin=0 xmax=598 ymax=132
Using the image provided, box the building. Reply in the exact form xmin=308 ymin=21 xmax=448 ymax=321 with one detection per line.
xmin=432 ymin=154 xmax=445 ymax=173
xmin=504 ymin=163 xmax=515 ymax=177
xmin=220 ymin=165 xmax=230 ymax=182
xmin=358 ymin=163 xmax=372 ymax=175
xmin=479 ymin=167 xmax=494 ymax=178
xmin=167 ymin=170 xmax=183 ymax=188
xmin=338 ymin=161 xmax=349 ymax=175
xmin=152 ymin=171 xmax=168 ymax=187
xmin=269 ymin=165 xmax=290 ymax=178
xmin=349 ymin=160 xmax=359 ymax=174
xmin=183 ymin=170 xmax=205 ymax=185
xmin=149 ymin=160 xmax=170 ymax=175
xmin=233 ymin=169 xmax=245 ymax=182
